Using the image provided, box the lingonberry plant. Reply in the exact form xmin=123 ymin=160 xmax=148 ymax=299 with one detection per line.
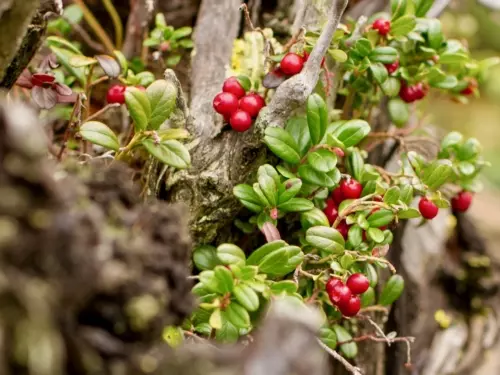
xmin=186 ymin=0 xmax=493 ymax=364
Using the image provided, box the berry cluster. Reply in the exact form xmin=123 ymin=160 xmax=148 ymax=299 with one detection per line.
xmin=418 ymin=190 xmax=473 ymax=220
xmin=372 ymin=18 xmax=391 ymax=36
xmin=399 ymin=82 xmax=428 ymax=103
xmin=107 ymin=84 xmax=145 ymax=104
xmin=212 ymin=77 xmax=266 ymax=132
xmin=326 ymin=273 xmax=369 ymax=317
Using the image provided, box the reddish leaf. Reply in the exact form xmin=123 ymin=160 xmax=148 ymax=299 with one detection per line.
xmin=96 ymin=55 xmax=121 ymax=78
xmin=57 ymin=93 xmax=78 ymax=104
xmin=31 ymin=86 xmax=57 ymax=109
xmin=53 ymin=82 xmax=73 ymax=96
xmin=32 ymin=73 xmax=56 ymax=87
xmin=261 ymin=222 xmax=281 ymax=242
xmin=16 ymin=69 xmax=33 ymax=89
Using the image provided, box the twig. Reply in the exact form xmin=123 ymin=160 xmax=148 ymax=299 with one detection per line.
xmin=86 ymin=103 xmax=120 ymax=121
xmin=317 ymin=339 xmax=363 ymax=375
xmin=102 ymin=0 xmax=123 ymax=49
xmin=57 ymin=94 xmax=81 ymax=160
xmin=73 ymin=0 xmax=115 ymax=53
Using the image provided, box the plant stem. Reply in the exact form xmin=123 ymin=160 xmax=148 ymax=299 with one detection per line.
xmin=73 ymin=0 xmax=115 ymax=53
xmin=58 ymin=95 xmax=81 ymax=160
xmin=115 ymin=132 xmax=143 ymax=161
xmin=342 ymin=89 xmax=355 ymax=120
xmin=102 ymin=0 xmax=123 ymax=49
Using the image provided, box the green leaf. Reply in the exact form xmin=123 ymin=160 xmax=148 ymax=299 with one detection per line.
xmin=136 ymin=71 xmax=156 ymax=87
xmin=264 ymin=127 xmax=301 ymax=164
xmin=381 ymin=77 xmax=401 ymax=97
xmin=329 ymin=49 xmax=348 ymax=62
xmin=347 ymin=149 xmax=364 ymax=181
xmin=69 ymin=55 xmax=98 ymax=67
xmin=325 ymin=133 xmax=345 ymax=149
xmin=199 ymin=270 xmax=220 ymax=293
xmin=270 ymin=281 xmax=298 ymax=295
xmin=367 ymin=228 xmax=384 ymax=243
xmin=333 ymin=325 xmax=358 ymax=358
xmin=193 ymin=245 xmax=221 ymax=271
xmin=367 ymin=209 xmax=394 ymax=227
xmin=441 ymin=131 xmax=463 ymax=150
xmin=398 ymin=207 xmax=421 ymax=219
xmin=79 ymin=121 xmax=120 ymax=151
xmin=305 ymin=226 xmax=345 ymax=254
xmin=354 ymin=38 xmax=372 ymax=57
xmin=427 ymin=19 xmax=444 ymax=50
xmin=146 ymin=79 xmax=177 ymax=130
xmin=125 ymin=87 xmax=151 ymax=131
xmin=357 ymin=215 xmax=369 ymax=230
xmin=414 ymin=0 xmax=434 ymax=17
xmin=236 ymin=75 xmax=252 ymax=92
xmin=308 ymin=149 xmax=338 ymax=173
xmin=399 ymin=185 xmax=414 ymax=205
xmin=432 ymin=75 xmax=458 ymax=89
xmin=384 ymin=186 xmax=401 ymax=204
xmin=258 ymin=164 xmax=281 ymax=186
xmin=209 ymin=308 xmax=223 ymax=329
xmin=258 ymin=246 xmax=304 ymax=276
xmin=361 ymin=287 xmax=376 ymax=307
xmin=49 ymin=46 xmax=85 ymax=85
xmin=390 ymin=15 xmax=416 ymax=36
xmin=391 ymin=0 xmax=407 ymax=20
xmin=233 ymin=284 xmax=259 ymax=312
xmin=458 ymin=161 xmax=475 ymax=176
xmin=278 ymin=178 xmax=302 ymax=204
xmin=142 ymin=139 xmax=191 ymax=169
xmin=332 ymin=119 xmax=371 ymax=148
xmin=171 ymin=26 xmax=193 ymax=40
xmin=382 ymin=230 xmax=394 ymax=245
xmin=340 ymin=253 xmax=355 ymax=269
xmin=307 ymin=94 xmax=328 ymax=145
xmin=421 ymin=160 xmax=453 ymax=190
xmin=319 ymin=328 xmax=337 ymax=349
xmin=370 ymin=47 xmax=398 ymax=64
xmin=215 ymin=320 xmax=239 ymax=343
xmin=46 ymin=36 xmax=82 ymax=54
xmin=388 ymin=98 xmax=409 ymax=127
xmin=253 ymin=183 xmax=271 ymax=207
xmin=298 ymin=165 xmax=340 ymax=188
xmin=214 ymin=266 xmax=234 ymax=293
xmin=217 ymin=244 xmax=246 ymax=266
xmin=229 ymin=265 xmax=258 ymax=281
xmin=278 ymin=198 xmax=314 ymax=213
xmin=439 ymin=52 xmax=468 ymax=65
xmin=366 ymin=264 xmax=378 ymax=287
xmin=285 ymin=117 xmax=311 ymax=156
xmin=258 ymin=174 xmax=278 ymax=207
xmin=163 ymin=326 xmax=184 ymax=348
xmin=247 ymin=240 xmax=287 ymax=265
xmin=348 ymin=225 xmax=363 ymax=247
xmin=234 ymin=184 xmax=264 ymax=213
xmin=379 ymin=275 xmax=405 ymax=306
xmin=166 ymin=54 xmax=182 ymax=67
xmin=300 ymin=208 xmax=330 ymax=230
xmin=457 ymin=138 xmax=481 ymax=160
xmin=433 ymin=197 xmax=450 ymax=209
xmin=225 ymin=302 xmax=250 ymax=329
xmin=369 ymin=63 xmax=388 ymax=84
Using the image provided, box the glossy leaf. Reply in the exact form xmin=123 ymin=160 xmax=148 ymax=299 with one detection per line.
xmin=367 ymin=209 xmax=394 ymax=227
xmin=319 ymin=328 xmax=337 ymax=350
xmin=258 ymin=246 xmax=304 ymax=276
xmin=247 ymin=240 xmax=287 ymax=265
xmin=369 ymin=63 xmax=388 ymax=84
xmin=298 ymin=165 xmax=341 ymax=188
xmin=278 ymin=178 xmax=302 ymax=204
xmin=307 ymin=94 xmax=328 ymax=145
xmin=381 ymin=77 xmax=401 ymax=97
xmin=333 ymin=325 xmax=358 ymax=358
xmin=361 ymin=287 xmax=376 ymax=307
xmin=79 ymin=121 xmax=120 ymax=151
xmin=234 ymin=184 xmax=264 ymax=213
xmin=217 ymin=244 xmax=246 ymax=266
xmin=264 ymin=127 xmax=301 ymax=164
xmin=384 ymin=186 xmax=401 ymax=204
xmin=209 ymin=308 xmax=223 ymax=329
xmin=96 ymin=55 xmax=121 ymax=78
xmin=125 ymin=87 xmax=151 ymax=131
xmin=278 ymin=198 xmax=314 ymax=213
xmin=307 ymin=149 xmax=338 ymax=173
xmin=233 ymin=284 xmax=259 ymax=312
xmin=390 ymin=15 xmax=416 ymax=36
xmin=193 ymin=245 xmax=221 ymax=271
xmin=225 ymin=302 xmax=250 ymax=329
xmin=370 ymin=47 xmax=398 ymax=64
xmin=398 ymin=207 xmax=421 ymax=219
xmin=379 ymin=274 xmax=405 ymax=305
xmin=147 ymin=79 xmax=178 ymax=129
xmin=142 ymin=139 xmax=191 ymax=169
xmin=388 ymin=98 xmax=409 ymax=127
xmin=285 ymin=117 xmax=312 ymax=156
xmin=300 ymin=208 xmax=330 ymax=230
xmin=367 ymin=228 xmax=384 ymax=243
xmin=421 ymin=160 xmax=453 ymax=190
xmin=270 ymin=281 xmax=298 ymax=295
xmin=348 ymin=225 xmax=363 ymax=247
xmin=332 ymin=119 xmax=371 ymax=148
xmin=391 ymin=0 xmax=407 ymax=20
xmin=214 ymin=266 xmax=234 ymax=293
xmin=305 ymin=226 xmax=345 ymax=254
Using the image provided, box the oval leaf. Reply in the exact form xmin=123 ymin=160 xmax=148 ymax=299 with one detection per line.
xmin=147 ymin=79 xmax=178 ymax=130
xmin=217 ymin=244 xmax=246 ymax=266
xmin=233 ymin=284 xmax=259 ymax=312
xmin=305 ymin=226 xmax=345 ymax=254
xmin=264 ymin=127 xmax=301 ymax=164
xmin=125 ymin=87 xmax=151 ymax=131
xmin=379 ymin=274 xmax=405 ymax=306
xmin=142 ymin=139 xmax=190 ymax=169
xmin=80 ymin=121 xmax=120 ymax=151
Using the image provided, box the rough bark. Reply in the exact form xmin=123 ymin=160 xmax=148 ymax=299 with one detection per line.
xmin=122 ymin=0 xmax=156 ymax=60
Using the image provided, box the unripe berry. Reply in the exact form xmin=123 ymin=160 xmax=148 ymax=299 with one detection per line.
xmin=280 ymin=53 xmax=305 ymax=75
xmin=239 ymin=93 xmax=265 ymax=118
xmin=229 ymin=110 xmax=252 ymax=132
xmin=223 ymin=77 xmax=246 ymax=98
xmin=213 ymin=92 xmax=239 ymax=116
xmin=338 ymin=295 xmax=361 ymax=317
xmin=340 ymin=178 xmax=363 ymax=200
xmin=384 ymin=60 xmax=399 ymax=74
xmin=323 ymin=198 xmax=339 ymax=225
xmin=329 ymin=283 xmax=352 ymax=306
xmin=346 ymin=273 xmax=370 ymax=295
xmin=372 ymin=18 xmax=391 ymax=36
xmin=451 ymin=191 xmax=473 ymax=212
xmin=418 ymin=197 xmax=439 ymax=219
xmin=106 ymin=84 xmax=126 ymax=104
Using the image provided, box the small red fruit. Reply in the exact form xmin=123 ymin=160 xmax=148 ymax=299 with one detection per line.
xmin=332 ymin=186 xmax=344 ymax=204
xmin=223 ymin=77 xmax=246 ymax=98
xmin=280 ymin=53 xmax=305 ymax=76
xmin=451 ymin=191 xmax=473 ymax=212
xmin=461 ymin=79 xmax=478 ymax=96
xmin=372 ymin=18 xmax=391 ymax=36
xmin=239 ymin=94 xmax=265 ymax=118
xmin=338 ymin=295 xmax=361 ymax=317
xmin=229 ymin=110 xmax=252 ymax=132
xmin=329 ymin=283 xmax=352 ymax=306
xmin=337 ymin=220 xmax=350 ymax=240
xmin=418 ymin=197 xmax=439 ymax=219
xmin=107 ymin=84 xmax=127 ymax=104
xmin=31 ymin=73 xmax=56 ymax=87
xmin=326 ymin=277 xmax=342 ymax=295
xmin=213 ymin=92 xmax=239 ymax=116
xmin=340 ymin=179 xmax=363 ymax=200
xmin=385 ymin=60 xmax=399 ymax=74
xmin=323 ymin=198 xmax=339 ymax=225
xmin=346 ymin=273 xmax=370 ymax=295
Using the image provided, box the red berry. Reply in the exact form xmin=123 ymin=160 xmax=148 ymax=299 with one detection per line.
xmin=418 ymin=197 xmax=439 ymax=219
xmin=451 ymin=191 xmax=473 ymax=212
xmin=31 ymin=73 xmax=56 ymax=87
xmin=106 ymin=84 xmax=126 ymax=104
xmin=239 ymin=94 xmax=265 ymax=118
xmin=372 ymin=18 xmax=391 ymax=36
xmin=337 ymin=220 xmax=350 ymax=240
xmin=400 ymin=82 xmax=427 ymax=103
xmin=332 ymin=186 xmax=344 ymax=204
xmin=229 ymin=110 xmax=252 ymax=132
xmin=323 ymin=198 xmax=339 ymax=225
xmin=461 ymin=79 xmax=478 ymax=96
xmin=326 ymin=277 xmax=342 ymax=295
xmin=338 ymin=295 xmax=361 ymax=317
xmin=223 ymin=77 xmax=246 ymax=98
xmin=213 ymin=92 xmax=239 ymax=116
xmin=329 ymin=283 xmax=352 ymax=306
xmin=340 ymin=179 xmax=363 ymax=200
xmin=346 ymin=273 xmax=370 ymax=295
xmin=280 ymin=53 xmax=305 ymax=75
xmin=384 ymin=60 xmax=399 ymax=74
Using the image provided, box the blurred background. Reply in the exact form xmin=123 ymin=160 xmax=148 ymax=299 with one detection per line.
xmin=426 ymin=0 xmax=500 ymax=247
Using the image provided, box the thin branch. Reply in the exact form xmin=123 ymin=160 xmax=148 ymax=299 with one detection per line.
xmin=317 ymin=339 xmax=363 ymax=375
xmin=86 ymin=103 xmax=120 ymax=121
xmin=62 ymin=15 xmax=106 ymax=53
